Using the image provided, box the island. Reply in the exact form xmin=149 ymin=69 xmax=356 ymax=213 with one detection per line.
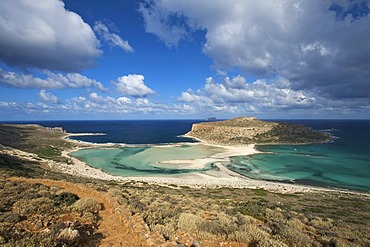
xmin=186 ymin=117 xmax=330 ymax=145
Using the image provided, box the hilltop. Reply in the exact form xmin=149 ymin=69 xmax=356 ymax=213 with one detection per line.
xmin=186 ymin=117 xmax=330 ymax=145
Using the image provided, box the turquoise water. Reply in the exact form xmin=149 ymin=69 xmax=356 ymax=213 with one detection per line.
xmin=71 ymin=144 xmax=224 ymax=176
xmin=227 ymin=120 xmax=370 ymax=192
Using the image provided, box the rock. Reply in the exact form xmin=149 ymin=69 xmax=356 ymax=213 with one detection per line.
xmin=58 ymin=227 xmax=80 ymax=241
xmin=191 ymin=240 xmax=201 ymax=247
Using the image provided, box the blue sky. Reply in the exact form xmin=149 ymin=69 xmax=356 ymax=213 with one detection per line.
xmin=0 ymin=0 xmax=369 ymax=120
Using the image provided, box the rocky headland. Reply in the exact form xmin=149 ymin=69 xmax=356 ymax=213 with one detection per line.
xmin=186 ymin=117 xmax=330 ymax=145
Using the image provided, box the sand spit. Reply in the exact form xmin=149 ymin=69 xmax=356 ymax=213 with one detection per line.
xmin=56 ymin=140 xmax=355 ymax=195
xmin=58 ymin=146 xmax=350 ymax=194
xmin=1 ymin=142 xmax=368 ymax=196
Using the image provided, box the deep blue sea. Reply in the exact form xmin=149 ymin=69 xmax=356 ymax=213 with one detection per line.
xmin=3 ymin=119 xmax=370 ymax=192
xmin=6 ymin=120 xmax=202 ymax=144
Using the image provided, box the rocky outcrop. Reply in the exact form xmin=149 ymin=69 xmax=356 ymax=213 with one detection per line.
xmin=186 ymin=117 xmax=330 ymax=145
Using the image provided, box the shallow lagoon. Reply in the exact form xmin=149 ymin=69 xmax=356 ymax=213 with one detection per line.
xmin=70 ymin=144 xmax=225 ymax=176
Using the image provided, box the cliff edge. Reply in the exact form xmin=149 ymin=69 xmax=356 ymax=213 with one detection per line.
xmin=185 ymin=117 xmax=330 ymax=145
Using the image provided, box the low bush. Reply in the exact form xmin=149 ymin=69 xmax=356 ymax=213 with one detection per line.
xmin=73 ymin=198 xmax=101 ymax=213
xmin=13 ymin=197 xmax=55 ymax=215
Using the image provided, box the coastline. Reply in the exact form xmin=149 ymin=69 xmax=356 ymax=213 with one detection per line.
xmin=59 ymin=132 xmax=366 ymax=195
xmin=67 ymin=132 xmax=106 ymax=137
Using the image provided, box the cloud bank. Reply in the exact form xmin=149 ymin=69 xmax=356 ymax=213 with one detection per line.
xmin=140 ymin=0 xmax=370 ymax=100
xmin=0 ymin=68 xmax=106 ymax=91
xmin=177 ymin=75 xmax=370 ymax=117
xmin=0 ymin=0 xmax=101 ymax=71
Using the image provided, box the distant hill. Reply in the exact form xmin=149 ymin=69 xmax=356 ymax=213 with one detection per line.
xmin=186 ymin=117 xmax=330 ymax=145
xmin=205 ymin=117 xmax=217 ymax=121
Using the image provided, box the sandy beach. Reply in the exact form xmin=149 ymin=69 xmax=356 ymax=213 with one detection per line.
xmin=54 ymin=134 xmax=347 ymax=194
xmin=1 ymin=137 xmax=367 ymax=196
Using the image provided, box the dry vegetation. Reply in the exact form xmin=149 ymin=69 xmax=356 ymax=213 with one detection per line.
xmin=0 ymin=179 xmax=102 ymax=246
xmin=0 ymin=124 xmax=369 ymax=246
xmin=0 ymin=124 xmax=77 ymax=162
xmin=187 ymin=117 xmax=330 ymax=145
xmin=101 ymin=182 xmax=370 ymax=247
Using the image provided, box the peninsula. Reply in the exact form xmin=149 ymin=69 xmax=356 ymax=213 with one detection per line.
xmin=186 ymin=117 xmax=330 ymax=145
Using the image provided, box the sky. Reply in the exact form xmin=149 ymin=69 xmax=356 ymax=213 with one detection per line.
xmin=0 ymin=0 xmax=369 ymax=120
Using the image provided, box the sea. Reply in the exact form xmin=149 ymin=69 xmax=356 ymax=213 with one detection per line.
xmin=3 ymin=119 xmax=370 ymax=192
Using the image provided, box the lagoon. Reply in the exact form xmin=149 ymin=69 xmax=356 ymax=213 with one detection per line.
xmin=70 ymin=144 xmax=225 ymax=177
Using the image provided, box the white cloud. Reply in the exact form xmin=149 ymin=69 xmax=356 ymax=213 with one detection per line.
xmin=178 ymin=90 xmax=203 ymax=103
xmin=138 ymin=3 xmax=188 ymax=47
xmin=139 ymin=0 xmax=370 ymax=99
xmin=0 ymin=0 xmax=101 ymax=71
xmin=178 ymin=75 xmax=319 ymax=115
xmin=114 ymin=74 xmax=155 ymax=98
xmin=93 ymin=21 xmax=134 ymax=53
xmin=68 ymin=92 xmax=170 ymax=115
xmin=0 ymin=88 xmax=369 ymax=119
xmin=117 ymin=97 xmax=131 ymax=105
xmin=39 ymin=90 xmax=58 ymax=103
xmin=0 ymin=68 xmax=107 ymax=91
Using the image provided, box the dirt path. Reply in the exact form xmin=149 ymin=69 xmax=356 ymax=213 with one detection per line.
xmin=9 ymin=177 xmax=163 ymax=246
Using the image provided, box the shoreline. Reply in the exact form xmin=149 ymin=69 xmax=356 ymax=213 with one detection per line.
xmin=59 ymin=133 xmax=369 ymax=195
xmin=67 ymin=132 xmax=106 ymax=137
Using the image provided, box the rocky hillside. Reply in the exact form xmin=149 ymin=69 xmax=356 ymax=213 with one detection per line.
xmin=186 ymin=117 xmax=330 ymax=145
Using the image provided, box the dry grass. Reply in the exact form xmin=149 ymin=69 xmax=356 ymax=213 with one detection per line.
xmin=102 ymin=182 xmax=370 ymax=246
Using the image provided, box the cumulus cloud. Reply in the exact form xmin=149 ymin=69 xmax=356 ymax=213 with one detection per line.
xmin=177 ymin=75 xmax=330 ymax=116
xmin=1 ymin=93 xmax=169 ymax=117
xmin=39 ymin=90 xmax=58 ymax=103
xmin=93 ymin=21 xmax=134 ymax=52
xmin=178 ymin=90 xmax=203 ymax=103
xmin=0 ymin=68 xmax=107 ymax=91
xmin=139 ymin=0 xmax=370 ymax=99
xmin=0 ymin=87 xmax=369 ymax=118
xmin=114 ymin=74 xmax=155 ymax=98
xmin=0 ymin=0 xmax=101 ymax=71
xmin=68 ymin=92 xmax=170 ymax=115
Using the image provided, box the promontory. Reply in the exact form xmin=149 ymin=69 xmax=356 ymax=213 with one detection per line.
xmin=185 ymin=117 xmax=330 ymax=145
